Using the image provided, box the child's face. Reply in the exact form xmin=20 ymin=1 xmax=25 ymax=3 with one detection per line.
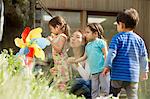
xmin=49 ymin=25 xmax=59 ymax=35
xmin=85 ymin=27 xmax=96 ymax=42
xmin=117 ymin=22 xmax=124 ymax=32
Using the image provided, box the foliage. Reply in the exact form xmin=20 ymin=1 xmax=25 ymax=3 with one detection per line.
xmin=0 ymin=49 xmax=22 ymax=84
xmin=4 ymin=0 xmax=33 ymax=27
xmin=2 ymin=0 xmax=38 ymax=56
xmin=0 ymin=49 xmax=85 ymax=99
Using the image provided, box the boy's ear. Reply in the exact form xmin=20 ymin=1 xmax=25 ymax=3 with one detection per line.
xmin=120 ymin=22 xmax=126 ymax=29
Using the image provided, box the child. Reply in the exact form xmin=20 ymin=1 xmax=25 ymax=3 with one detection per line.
xmin=74 ymin=23 xmax=110 ymax=99
xmin=102 ymin=8 xmax=149 ymax=99
xmin=48 ymin=16 xmax=70 ymax=91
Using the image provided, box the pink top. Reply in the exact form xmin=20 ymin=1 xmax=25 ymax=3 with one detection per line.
xmin=52 ymin=33 xmax=70 ymax=83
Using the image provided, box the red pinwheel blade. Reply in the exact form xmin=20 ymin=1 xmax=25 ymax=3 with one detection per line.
xmin=26 ymin=47 xmax=34 ymax=58
xmin=21 ymin=27 xmax=30 ymax=43
xmin=25 ymin=47 xmax=34 ymax=68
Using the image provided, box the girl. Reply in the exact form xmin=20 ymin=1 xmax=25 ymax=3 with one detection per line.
xmin=48 ymin=16 xmax=70 ymax=91
xmin=74 ymin=23 xmax=110 ymax=99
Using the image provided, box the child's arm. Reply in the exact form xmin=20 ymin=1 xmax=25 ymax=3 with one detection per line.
xmin=67 ymin=57 xmax=90 ymax=80
xmin=75 ymin=52 xmax=87 ymax=63
xmin=139 ymin=41 xmax=149 ymax=81
xmin=101 ymin=46 xmax=108 ymax=60
xmin=139 ymin=56 xmax=149 ymax=81
xmin=67 ymin=57 xmax=76 ymax=64
xmin=48 ymin=35 xmax=66 ymax=53
xmin=101 ymin=49 xmax=117 ymax=76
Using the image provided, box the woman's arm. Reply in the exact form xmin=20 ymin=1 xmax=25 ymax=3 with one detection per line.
xmin=76 ymin=63 xmax=90 ymax=80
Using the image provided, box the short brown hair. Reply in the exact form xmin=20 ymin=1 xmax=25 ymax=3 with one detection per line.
xmin=116 ymin=8 xmax=139 ymax=29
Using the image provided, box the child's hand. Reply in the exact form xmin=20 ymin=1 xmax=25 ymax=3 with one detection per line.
xmin=47 ymin=36 xmax=53 ymax=42
xmin=140 ymin=72 xmax=148 ymax=81
xmin=67 ymin=57 xmax=76 ymax=64
xmin=101 ymin=67 xmax=110 ymax=77
xmin=75 ymin=63 xmax=80 ymax=68
xmin=50 ymin=67 xmax=57 ymax=76
xmin=58 ymin=83 xmax=66 ymax=91
xmin=51 ymin=33 xmax=57 ymax=39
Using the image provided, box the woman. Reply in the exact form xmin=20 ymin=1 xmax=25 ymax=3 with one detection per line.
xmin=67 ymin=30 xmax=91 ymax=99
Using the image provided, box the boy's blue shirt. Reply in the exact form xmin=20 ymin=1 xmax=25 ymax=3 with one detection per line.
xmin=105 ymin=31 xmax=149 ymax=82
xmin=85 ymin=38 xmax=106 ymax=74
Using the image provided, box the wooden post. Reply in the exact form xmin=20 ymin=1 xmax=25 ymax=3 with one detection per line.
xmin=80 ymin=10 xmax=87 ymax=29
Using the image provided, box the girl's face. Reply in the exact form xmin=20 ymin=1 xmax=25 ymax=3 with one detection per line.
xmin=85 ymin=27 xmax=96 ymax=42
xmin=70 ymin=31 xmax=84 ymax=48
xmin=49 ymin=25 xmax=60 ymax=35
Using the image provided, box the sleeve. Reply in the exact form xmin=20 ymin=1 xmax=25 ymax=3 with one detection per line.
xmin=140 ymin=39 xmax=148 ymax=57
xmin=98 ymin=39 xmax=106 ymax=49
xmin=139 ymin=56 xmax=149 ymax=72
xmin=139 ymin=39 xmax=149 ymax=72
xmin=109 ymin=35 xmax=119 ymax=50
xmin=104 ymin=49 xmax=117 ymax=68
xmin=77 ymin=63 xmax=90 ymax=80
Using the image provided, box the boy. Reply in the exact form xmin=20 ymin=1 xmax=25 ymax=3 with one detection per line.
xmin=101 ymin=8 xmax=149 ymax=99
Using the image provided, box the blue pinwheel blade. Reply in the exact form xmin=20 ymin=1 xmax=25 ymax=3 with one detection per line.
xmin=33 ymin=38 xmax=50 ymax=49
xmin=16 ymin=47 xmax=29 ymax=55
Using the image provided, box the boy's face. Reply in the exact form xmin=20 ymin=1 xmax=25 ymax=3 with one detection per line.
xmin=117 ymin=22 xmax=124 ymax=32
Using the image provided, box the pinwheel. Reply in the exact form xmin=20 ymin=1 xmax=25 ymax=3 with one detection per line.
xmin=14 ymin=27 xmax=50 ymax=67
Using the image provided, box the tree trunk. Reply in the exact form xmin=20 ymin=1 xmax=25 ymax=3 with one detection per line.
xmin=0 ymin=0 xmax=36 ymax=52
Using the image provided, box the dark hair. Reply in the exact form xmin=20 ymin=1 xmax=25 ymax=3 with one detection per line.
xmin=48 ymin=16 xmax=70 ymax=37
xmin=116 ymin=8 xmax=139 ymax=29
xmin=87 ymin=23 xmax=105 ymax=40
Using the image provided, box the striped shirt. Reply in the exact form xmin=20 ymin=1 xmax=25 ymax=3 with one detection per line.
xmin=106 ymin=31 xmax=148 ymax=82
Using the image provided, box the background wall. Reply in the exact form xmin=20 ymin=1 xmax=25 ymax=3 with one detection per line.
xmin=38 ymin=0 xmax=150 ymax=56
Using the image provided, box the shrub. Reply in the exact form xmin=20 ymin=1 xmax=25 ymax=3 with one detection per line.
xmin=0 ymin=49 xmax=85 ymax=99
